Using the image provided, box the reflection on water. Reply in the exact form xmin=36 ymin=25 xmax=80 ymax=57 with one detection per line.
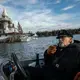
xmin=0 ymin=34 xmax=80 ymax=63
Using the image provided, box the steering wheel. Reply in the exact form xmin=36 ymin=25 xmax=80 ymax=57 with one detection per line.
xmin=11 ymin=53 xmax=30 ymax=80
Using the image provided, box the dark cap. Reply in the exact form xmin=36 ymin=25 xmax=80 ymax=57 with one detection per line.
xmin=56 ymin=30 xmax=73 ymax=39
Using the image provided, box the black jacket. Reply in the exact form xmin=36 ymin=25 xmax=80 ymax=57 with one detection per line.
xmin=44 ymin=42 xmax=80 ymax=80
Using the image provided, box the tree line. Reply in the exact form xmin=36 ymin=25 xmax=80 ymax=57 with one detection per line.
xmin=36 ymin=28 xmax=80 ymax=37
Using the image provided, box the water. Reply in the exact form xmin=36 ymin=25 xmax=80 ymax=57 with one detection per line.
xmin=0 ymin=35 xmax=80 ymax=63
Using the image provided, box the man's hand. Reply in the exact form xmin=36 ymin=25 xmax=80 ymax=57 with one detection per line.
xmin=74 ymin=72 xmax=80 ymax=80
xmin=47 ymin=45 xmax=57 ymax=55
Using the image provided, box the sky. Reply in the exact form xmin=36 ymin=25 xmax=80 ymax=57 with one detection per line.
xmin=0 ymin=0 xmax=80 ymax=33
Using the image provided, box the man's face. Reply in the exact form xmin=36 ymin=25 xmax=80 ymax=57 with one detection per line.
xmin=58 ymin=36 xmax=72 ymax=47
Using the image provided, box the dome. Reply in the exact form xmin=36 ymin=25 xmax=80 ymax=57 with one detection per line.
xmin=0 ymin=9 xmax=12 ymax=22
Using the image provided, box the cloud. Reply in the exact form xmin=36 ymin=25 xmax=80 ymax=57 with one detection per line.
xmin=75 ymin=0 xmax=80 ymax=2
xmin=0 ymin=0 xmax=11 ymax=3
xmin=54 ymin=0 xmax=61 ymax=4
xmin=62 ymin=5 xmax=75 ymax=11
xmin=30 ymin=0 xmax=37 ymax=4
xmin=0 ymin=0 xmax=80 ymax=33
xmin=0 ymin=5 xmax=6 ymax=15
xmin=0 ymin=4 xmax=76 ymax=32
xmin=8 ymin=0 xmax=38 ymax=7
xmin=0 ymin=4 xmax=4 ymax=9
xmin=14 ymin=9 xmax=74 ymax=32
xmin=0 ymin=0 xmax=6 ymax=3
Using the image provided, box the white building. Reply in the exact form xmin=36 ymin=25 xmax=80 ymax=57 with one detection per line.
xmin=0 ymin=9 xmax=15 ymax=34
xmin=0 ymin=9 xmax=23 ymax=42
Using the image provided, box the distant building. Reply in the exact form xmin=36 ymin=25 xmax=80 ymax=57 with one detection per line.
xmin=0 ymin=9 xmax=24 ymax=42
xmin=0 ymin=9 xmax=15 ymax=34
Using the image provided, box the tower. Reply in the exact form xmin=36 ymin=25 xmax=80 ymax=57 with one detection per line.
xmin=0 ymin=8 xmax=13 ymax=34
xmin=17 ymin=22 xmax=23 ymax=34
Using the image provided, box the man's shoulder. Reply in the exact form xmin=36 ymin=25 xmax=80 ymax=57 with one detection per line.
xmin=74 ymin=40 xmax=80 ymax=44
xmin=69 ymin=42 xmax=80 ymax=51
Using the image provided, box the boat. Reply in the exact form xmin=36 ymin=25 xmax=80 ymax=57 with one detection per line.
xmin=20 ymin=36 xmax=35 ymax=42
xmin=0 ymin=53 xmax=44 ymax=80
xmin=0 ymin=40 xmax=80 ymax=80
xmin=0 ymin=51 xmax=80 ymax=80
xmin=32 ymin=33 xmax=38 ymax=40
xmin=20 ymin=34 xmax=38 ymax=42
xmin=0 ymin=35 xmax=10 ymax=43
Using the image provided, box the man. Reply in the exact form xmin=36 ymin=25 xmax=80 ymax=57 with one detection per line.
xmin=44 ymin=30 xmax=80 ymax=80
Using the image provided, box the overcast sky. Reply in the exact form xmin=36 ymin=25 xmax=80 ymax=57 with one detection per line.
xmin=0 ymin=0 xmax=80 ymax=33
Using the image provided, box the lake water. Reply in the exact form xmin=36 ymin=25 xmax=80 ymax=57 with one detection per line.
xmin=0 ymin=34 xmax=80 ymax=63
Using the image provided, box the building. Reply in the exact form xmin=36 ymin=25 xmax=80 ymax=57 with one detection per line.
xmin=0 ymin=9 xmax=23 ymax=42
